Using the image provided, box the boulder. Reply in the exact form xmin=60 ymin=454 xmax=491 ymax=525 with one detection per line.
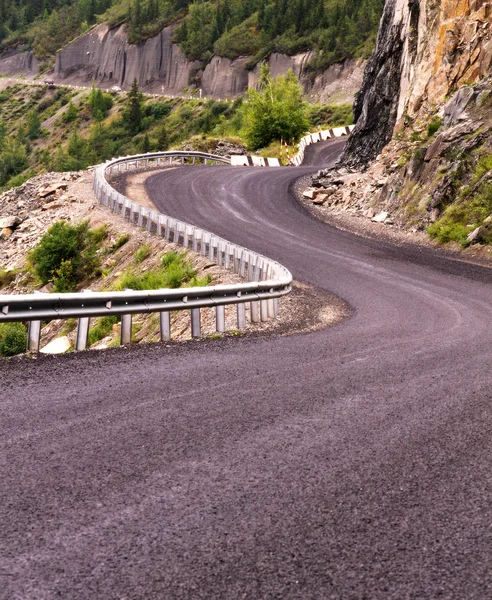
xmin=0 ymin=216 xmax=21 ymax=229
xmin=467 ymin=226 xmax=482 ymax=243
xmin=37 ymin=182 xmax=68 ymax=198
xmin=40 ymin=336 xmax=71 ymax=354
xmin=303 ymin=188 xmax=318 ymax=199
xmin=372 ymin=211 xmax=389 ymax=223
xmin=313 ymin=194 xmax=328 ymax=205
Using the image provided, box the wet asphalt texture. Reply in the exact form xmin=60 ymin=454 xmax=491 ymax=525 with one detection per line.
xmin=1 ymin=140 xmax=492 ymax=599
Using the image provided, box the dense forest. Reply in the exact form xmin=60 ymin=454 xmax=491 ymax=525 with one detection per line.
xmin=0 ymin=0 xmax=384 ymax=70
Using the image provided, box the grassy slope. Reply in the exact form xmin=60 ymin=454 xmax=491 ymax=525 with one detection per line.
xmin=0 ymin=81 xmax=353 ymax=190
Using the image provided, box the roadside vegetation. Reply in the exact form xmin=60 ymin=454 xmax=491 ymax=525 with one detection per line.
xmin=0 ymin=76 xmax=352 ymax=190
xmin=28 ymin=220 xmax=108 ymax=292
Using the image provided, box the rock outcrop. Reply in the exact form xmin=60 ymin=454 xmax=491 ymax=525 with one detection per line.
xmin=54 ymin=23 xmax=364 ymax=102
xmin=343 ymin=0 xmax=492 ymax=166
xmin=0 ymin=48 xmax=39 ymax=76
xmin=55 ymin=25 xmax=197 ymax=95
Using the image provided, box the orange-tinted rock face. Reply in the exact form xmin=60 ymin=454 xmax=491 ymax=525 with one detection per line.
xmin=430 ymin=1 xmax=491 ymax=105
xmin=343 ymin=0 xmax=491 ymax=165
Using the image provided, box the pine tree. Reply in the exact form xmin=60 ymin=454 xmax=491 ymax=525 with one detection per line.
xmin=124 ymin=78 xmax=144 ymax=134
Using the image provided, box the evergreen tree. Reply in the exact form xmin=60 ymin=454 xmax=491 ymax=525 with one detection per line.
xmin=124 ymin=79 xmax=144 ymax=134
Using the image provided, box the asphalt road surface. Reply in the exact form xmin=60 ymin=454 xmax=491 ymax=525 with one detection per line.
xmin=2 ymin=140 xmax=492 ymax=599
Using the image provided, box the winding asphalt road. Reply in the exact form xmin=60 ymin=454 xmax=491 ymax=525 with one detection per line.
xmin=2 ymin=139 xmax=492 ymax=599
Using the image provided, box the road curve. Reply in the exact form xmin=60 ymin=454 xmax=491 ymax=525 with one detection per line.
xmin=1 ymin=139 xmax=492 ymax=599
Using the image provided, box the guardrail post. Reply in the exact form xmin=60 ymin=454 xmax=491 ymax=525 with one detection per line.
xmin=267 ymin=298 xmax=275 ymax=318
xmin=260 ymin=299 xmax=269 ymax=322
xmin=201 ymin=233 xmax=208 ymax=257
xmin=183 ymin=227 xmax=189 ymax=249
xmin=192 ymin=229 xmax=198 ymax=252
xmin=216 ymin=305 xmax=225 ymax=333
xmin=247 ymin=254 xmax=254 ymax=280
xmin=239 ymin=252 xmax=246 ymax=277
xmin=233 ymin=248 xmax=240 ymax=273
xmin=191 ymin=308 xmax=201 ymax=337
xmin=250 ymin=299 xmax=260 ymax=323
xmin=27 ymin=320 xmax=41 ymax=352
xmin=75 ymin=290 xmax=92 ymax=351
xmin=225 ymin=245 xmax=230 ymax=269
xmin=165 ymin=218 xmax=171 ymax=240
xmin=146 ymin=210 xmax=152 ymax=231
xmin=273 ymin=298 xmax=279 ymax=317
xmin=121 ymin=314 xmax=132 ymax=345
xmin=237 ymin=302 xmax=246 ymax=329
xmin=208 ymin=236 xmax=215 ymax=262
xmin=160 ymin=311 xmax=171 ymax=341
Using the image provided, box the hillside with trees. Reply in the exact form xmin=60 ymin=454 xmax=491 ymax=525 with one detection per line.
xmin=0 ymin=0 xmax=384 ymax=71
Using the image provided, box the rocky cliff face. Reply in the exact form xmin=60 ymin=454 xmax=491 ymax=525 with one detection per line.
xmin=54 ymin=23 xmax=364 ymax=102
xmin=0 ymin=48 xmax=39 ymax=76
xmin=343 ymin=0 xmax=492 ymax=166
xmin=308 ymin=1 xmax=491 ymax=251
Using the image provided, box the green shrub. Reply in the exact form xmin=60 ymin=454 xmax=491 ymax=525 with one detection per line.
xmin=308 ymin=103 xmax=354 ymax=128
xmin=427 ymin=221 xmax=469 ymax=246
xmin=88 ymin=315 xmax=120 ymax=347
xmin=427 ymin=117 xmax=443 ymax=138
xmin=161 ymin=250 xmax=180 ymax=268
xmin=0 ymin=322 xmax=27 ymax=357
xmin=241 ymin=65 xmax=309 ymax=150
xmin=29 ymin=220 xmax=105 ymax=292
xmin=0 ymin=267 xmax=17 ymax=289
xmin=134 ymin=242 xmax=151 ymax=263
xmin=111 ymin=233 xmax=130 ymax=252
xmin=116 ymin=250 xmax=206 ymax=291
xmin=62 ymin=101 xmax=78 ymax=123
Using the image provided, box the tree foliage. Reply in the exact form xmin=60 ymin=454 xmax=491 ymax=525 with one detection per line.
xmin=124 ymin=79 xmax=144 ymax=134
xmin=0 ymin=0 xmax=383 ymax=70
xmin=241 ymin=65 xmax=309 ymax=150
xmin=29 ymin=220 xmax=106 ymax=292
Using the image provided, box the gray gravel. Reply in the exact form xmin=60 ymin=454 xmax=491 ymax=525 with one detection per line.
xmin=1 ymin=139 xmax=492 ymax=599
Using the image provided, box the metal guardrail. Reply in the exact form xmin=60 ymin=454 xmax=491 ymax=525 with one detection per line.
xmin=0 ymin=150 xmax=293 ymax=353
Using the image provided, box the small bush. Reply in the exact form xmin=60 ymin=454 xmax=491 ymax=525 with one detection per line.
xmin=427 ymin=221 xmax=469 ymax=246
xmin=88 ymin=315 xmax=120 ymax=347
xmin=29 ymin=220 xmax=105 ymax=292
xmin=0 ymin=322 xmax=27 ymax=357
xmin=161 ymin=251 xmax=180 ymax=268
xmin=116 ymin=251 xmax=206 ymax=291
xmin=427 ymin=117 xmax=443 ymax=138
xmin=0 ymin=267 xmax=17 ymax=289
xmin=134 ymin=242 xmax=151 ymax=263
xmin=111 ymin=233 xmax=130 ymax=252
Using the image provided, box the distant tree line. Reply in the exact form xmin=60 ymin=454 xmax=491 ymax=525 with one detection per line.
xmin=0 ymin=0 xmax=383 ymax=71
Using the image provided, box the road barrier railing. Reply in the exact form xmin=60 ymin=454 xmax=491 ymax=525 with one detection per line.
xmin=0 ymin=150 xmax=292 ymax=353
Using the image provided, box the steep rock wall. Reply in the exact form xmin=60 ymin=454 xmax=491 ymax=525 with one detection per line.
xmin=0 ymin=48 xmax=39 ymax=76
xmin=343 ymin=0 xmax=492 ymax=166
xmin=54 ymin=24 xmax=364 ymax=102
xmin=55 ymin=25 xmax=198 ymax=94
